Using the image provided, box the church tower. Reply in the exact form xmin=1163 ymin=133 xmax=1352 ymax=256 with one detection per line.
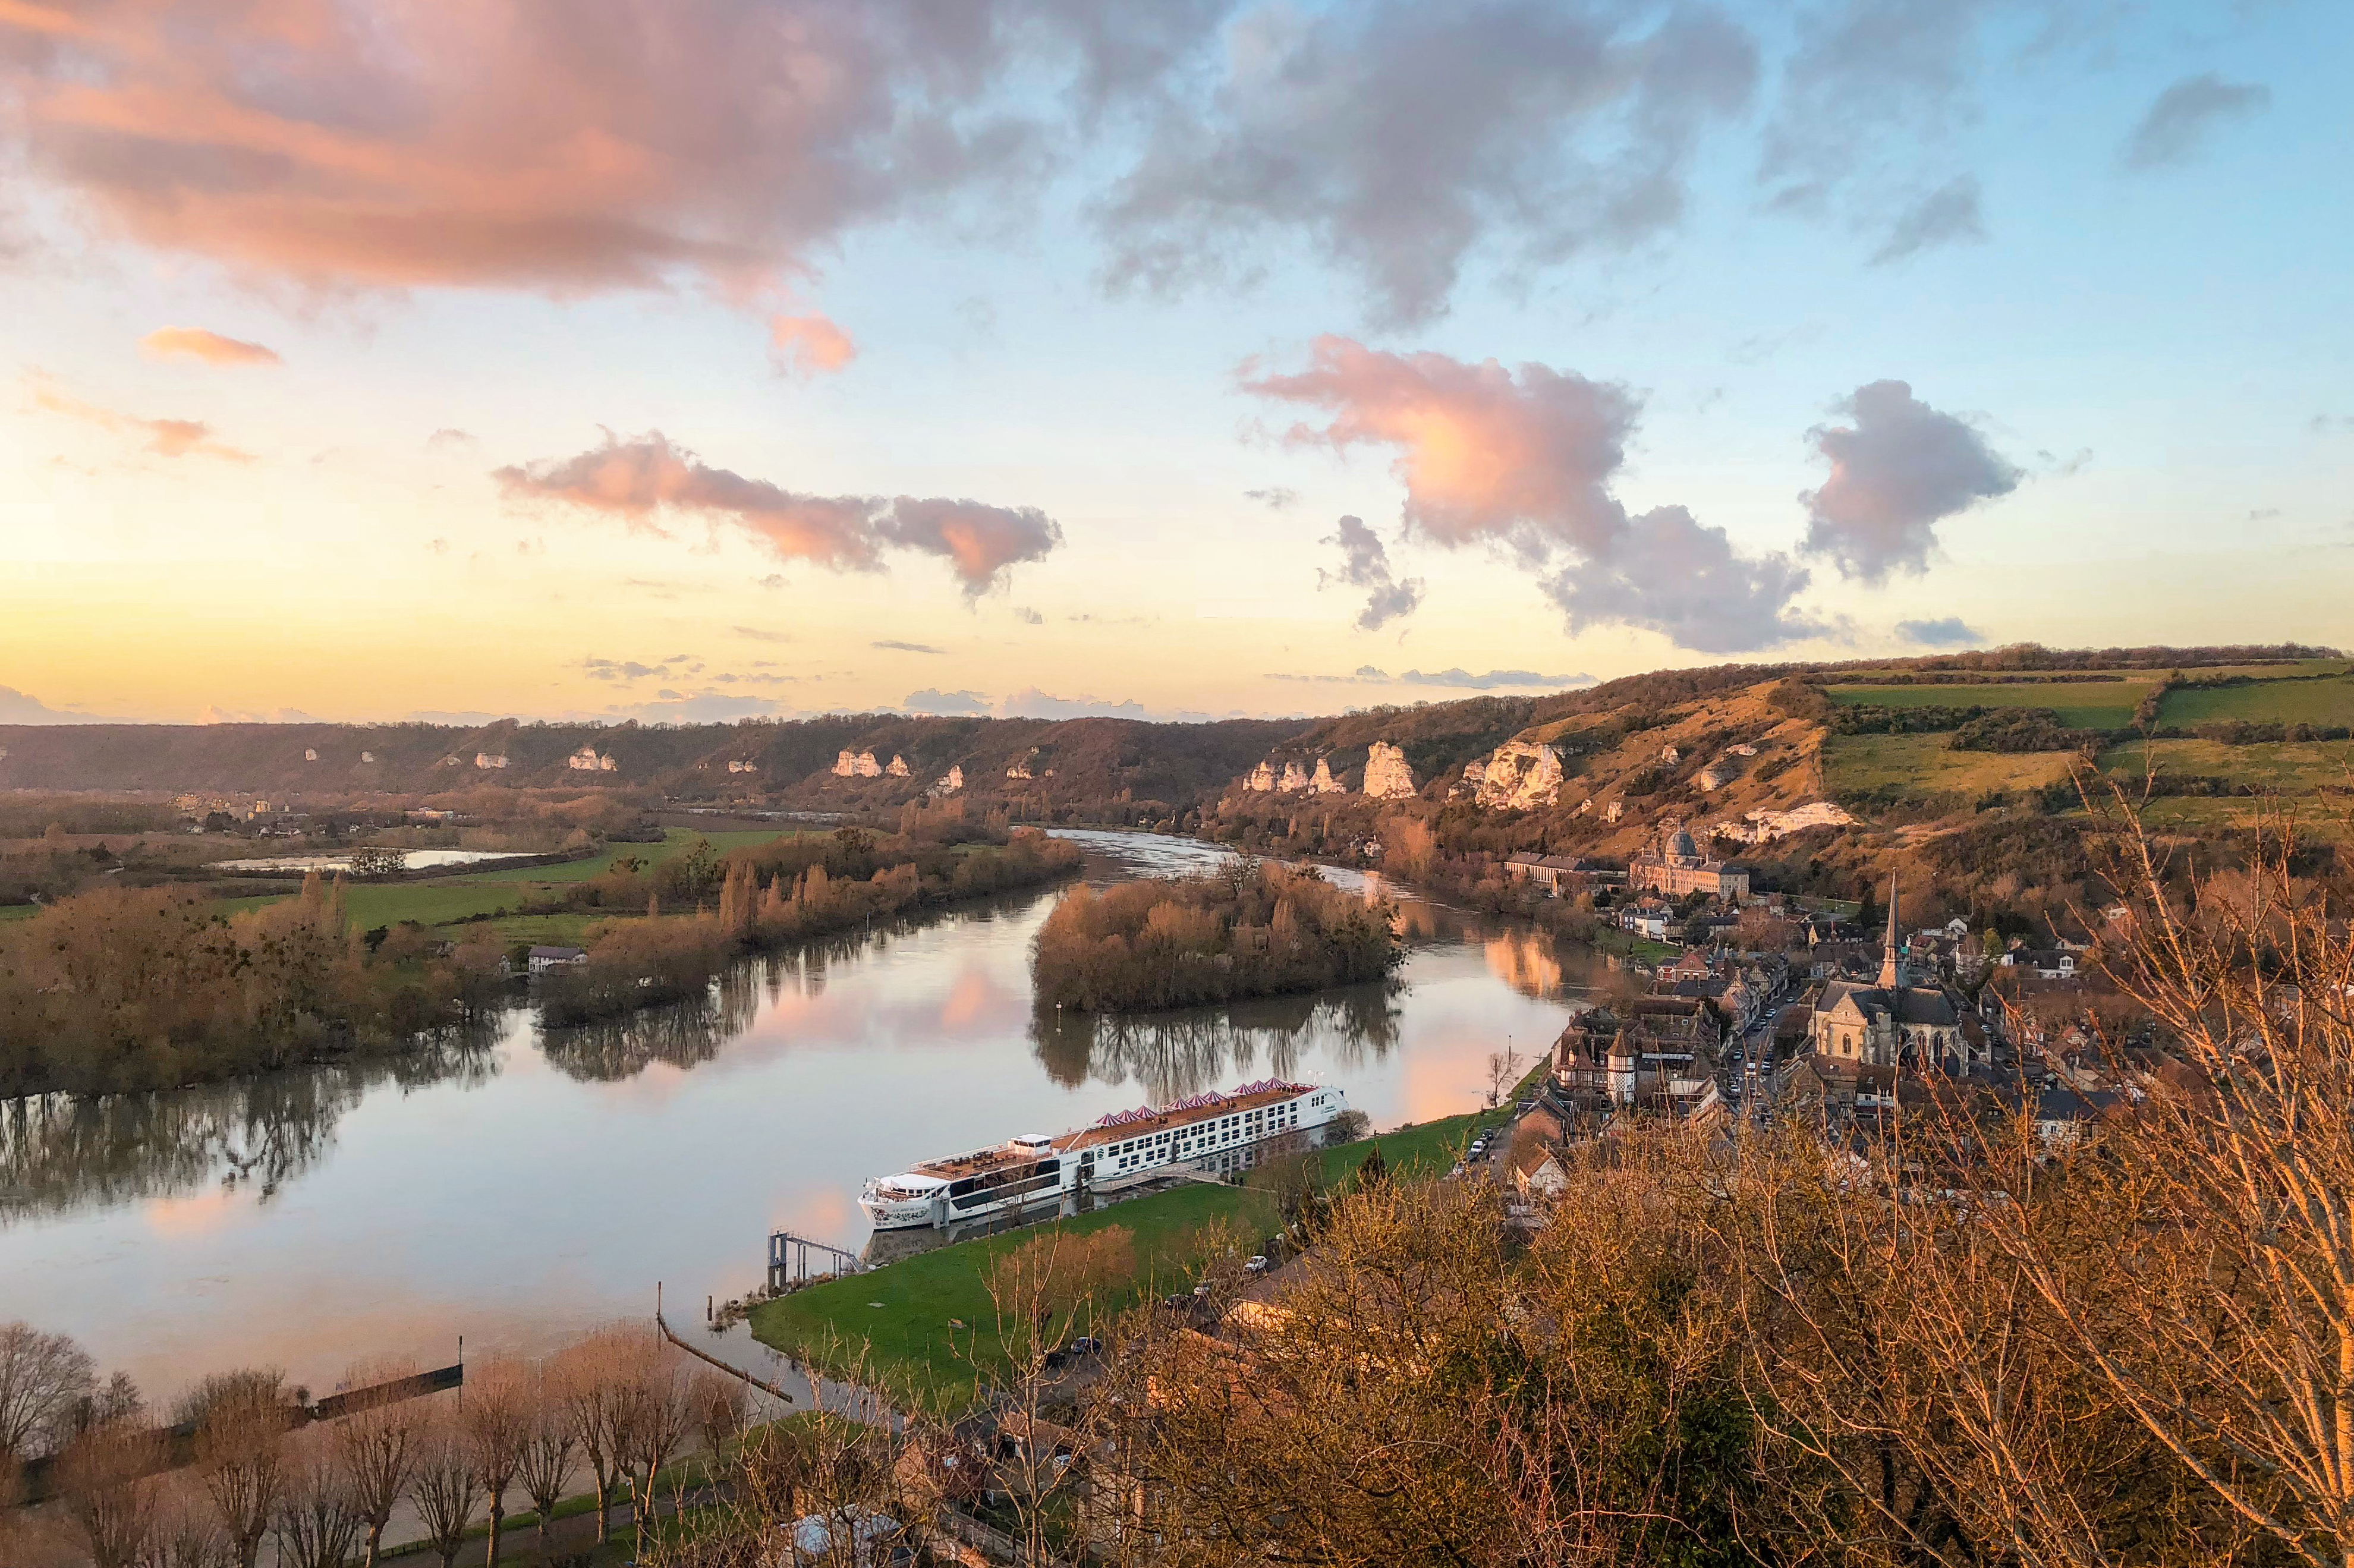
xmin=1877 ymin=877 xmax=1906 ymax=990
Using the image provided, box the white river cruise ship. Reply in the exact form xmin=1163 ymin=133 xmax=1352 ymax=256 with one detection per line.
xmin=858 ymin=1079 xmax=1349 ymax=1232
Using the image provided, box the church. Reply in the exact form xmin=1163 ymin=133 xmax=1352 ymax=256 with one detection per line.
xmin=1809 ymin=883 xmax=1974 ymax=1071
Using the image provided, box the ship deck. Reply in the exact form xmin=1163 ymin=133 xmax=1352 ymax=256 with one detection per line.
xmin=1056 ymin=1081 xmax=1314 ymax=1154
xmin=893 ymin=1082 xmax=1317 ymax=1181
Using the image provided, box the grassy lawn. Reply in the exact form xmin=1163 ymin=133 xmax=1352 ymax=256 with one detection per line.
xmin=0 ymin=903 xmax=37 ymax=922
xmin=1827 ymin=681 xmax=2154 ymax=729
xmin=1823 ymin=733 xmax=2079 ymax=801
xmin=2157 ymin=673 xmax=2354 ymax=728
xmin=751 ymin=1114 xmax=1479 ymax=1412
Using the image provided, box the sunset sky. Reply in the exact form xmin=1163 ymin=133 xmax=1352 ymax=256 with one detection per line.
xmin=2 ymin=0 xmax=2347 ymax=726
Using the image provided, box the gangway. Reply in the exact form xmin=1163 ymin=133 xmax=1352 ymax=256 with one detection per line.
xmin=768 ymin=1229 xmax=865 ymax=1292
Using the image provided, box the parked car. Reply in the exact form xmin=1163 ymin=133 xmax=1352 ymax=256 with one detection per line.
xmin=1244 ymin=1255 xmax=1269 ymax=1274
xmin=1068 ymin=1335 xmax=1103 ymax=1355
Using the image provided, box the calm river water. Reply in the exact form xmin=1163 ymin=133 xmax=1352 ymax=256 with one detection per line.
xmin=0 ymin=831 xmax=1610 ymax=1405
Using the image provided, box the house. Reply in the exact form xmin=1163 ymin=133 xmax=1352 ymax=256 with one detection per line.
xmin=1502 ymin=851 xmax=1588 ymax=897
xmin=2009 ymin=949 xmax=2077 ymax=980
xmin=527 ymin=945 xmax=588 ymax=974
xmin=1510 ymin=1144 xmax=1569 ymax=1199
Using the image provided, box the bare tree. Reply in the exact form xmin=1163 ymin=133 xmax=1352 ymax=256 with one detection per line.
xmin=1969 ymin=801 xmax=2354 ymax=1568
xmin=616 ymin=1333 xmax=696 ymax=1562
xmin=552 ymin=1327 xmax=639 ymax=1551
xmin=328 ymin=1359 xmax=427 ymax=1568
xmin=410 ymin=1405 xmax=481 ymax=1568
xmin=191 ymin=1374 xmax=287 ymax=1568
xmin=0 ymin=1321 xmax=96 ymax=1463
xmin=512 ymin=1361 xmax=580 ymax=1566
xmin=691 ymin=1368 xmax=752 ymax=1460
xmin=57 ymin=1417 xmax=163 ymax=1568
xmin=152 ymin=1469 xmax=231 ymax=1568
xmin=461 ymin=1357 xmax=531 ymax=1568
xmin=272 ymin=1425 xmax=361 ymax=1568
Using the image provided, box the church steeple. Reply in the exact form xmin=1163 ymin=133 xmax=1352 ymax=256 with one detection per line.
xmin=1877 ymin=876 xmax=1905 ymax=989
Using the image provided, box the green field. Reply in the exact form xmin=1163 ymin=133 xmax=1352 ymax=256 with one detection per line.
xmin=751 ymin=1114 xmax=1481 ymax=1411
xmin=2155 ymin=674 xmax=2354 ymax=728
xmin=221 ymin=827 xmax=796 ymax=932
xmin=1829 ymin=681 xmax=2155 ymax=729
xmin=1823 ymin=733 xmax=2080 ymax=800
xmin=0 ymin=903 xmax=38 ymax=922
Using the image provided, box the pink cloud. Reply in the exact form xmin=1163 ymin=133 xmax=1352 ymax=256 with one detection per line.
xmin=139 ymin=326 xmax=281 ymax=366
xmin=1245 ymin=337 xmax=1820 ymax=652
xmin=769 ymin=313 xmax=857 ymax=376
xmin=0 ymin=0 xmax=1061 ymax=302
xmin=1244 ymin=335 xmax=1634 ymax=561
xmin=29 ymin=373 xmax=254 ymax=462
xmin=496 ymin=430 xmax=1060 ymax=593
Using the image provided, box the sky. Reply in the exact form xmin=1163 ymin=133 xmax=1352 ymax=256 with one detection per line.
xmin=1 ymin=0 xmax=2347 ymax=727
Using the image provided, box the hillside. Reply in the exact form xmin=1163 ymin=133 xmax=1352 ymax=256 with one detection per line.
xmin=2 ymin=645 xmax=2340 ymax=871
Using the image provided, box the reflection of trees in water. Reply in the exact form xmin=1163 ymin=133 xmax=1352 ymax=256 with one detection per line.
xmin=1028 ymin=980 xmax=1403 ymax=1104
xmin=537 ymin=996 xmax=727 ymax=1082
xmin=0 ymin=1023 xmax=500 ymax=1219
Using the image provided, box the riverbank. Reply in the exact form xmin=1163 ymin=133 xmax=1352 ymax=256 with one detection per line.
xmin=750 ymin=1114 xmax=1479 ymax=1412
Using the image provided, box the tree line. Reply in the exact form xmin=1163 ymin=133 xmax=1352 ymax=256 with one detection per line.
xmin=536 ymin=826 xmax=1081 ymax=1025
xmin=1030 ymin=860 xmax=1403 ymax=1012
xmin=0 ymin=874 xmax=504 ymax=1098
xmin=1 ymin=1321 xmax=775 ymax=1568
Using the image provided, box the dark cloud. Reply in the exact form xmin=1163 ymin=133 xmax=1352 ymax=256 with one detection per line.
xmin=2121 ymin=74 xmax=2271 ymax=172
xmin=1097 ymin=0 xmax=1757 ymax=326
xmin=495 ymin=431 xmax=1060 ymax=593
xmin=1396 ymin=667 xmax=1593 ymax=690
xmin=0 ymin=686 xmax=121 ymax=724
xmin=1249 ymin=338 xmax=1820 ymax=651
xmin=1895 ymin=615 xmax=1984 ymax=647
xmin=1267 ymin=666 xmax=1592 ymax=690
xmin=2036 ymin=446 xmax=2092 ymax=477
xmin=1000 ymin=688 xmax=1150 ymax=720
xmin=1245 ymin=487 xmax=1299 ymax=509
xmin=1799 ymin=379 xmax=2021 ymax=584
xmin=873 ymin=640 xmax=948 ymax=655
xmin=904 ymin=688 xmax=992 ymax=714
xmin=1544 ymin=505 xmax=1821 ymax=654
xmin=1318 ymin=515 xmax=1424 ymax=631
xmin=1013 ymin=606 xmax=1044 ymax=625
xmin=1870 ymin=176 xmax=1985 ymax=265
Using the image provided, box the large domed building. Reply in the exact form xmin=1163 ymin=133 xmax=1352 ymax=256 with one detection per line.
xmin=1629 ymin=823 xmax=1751 ymax=900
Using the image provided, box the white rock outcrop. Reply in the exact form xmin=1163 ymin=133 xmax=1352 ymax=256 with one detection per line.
xmin=569 ymin=745 xmax=617 ymax=772
xmin=834 ymin=749 xmax=882 ymax=779
xmin=360 ymin=751 xmax=375 ymax=764
xmin=1363 ymin=741 xmax=1419 ymax=800
xmin=926 ymin=764 xmax=965 ymax=799
xmin=1471 ymin=741 xmax=1560 ymax=808
xmin=727 ymin=759 xmax=758 ymax=774
xmin=1716 ymin=801 xmax=1856 ymax=845
xmin=1697 ymin=767 xmax=1728 ymax=792
xmin=1245 ymin=761 xmax=1276 ymax=792
xmin=475 ymin=752 xmax=509 ymax=770
xmin=304 ymin=748 xmax=318 ymax=762
xmin=886 ymin=754 xmax=911 ymax=778
xmin=1310 ymin=757 xmax=1346 ymax=795
xmin=1279 ymin=761 xmax=1310 ymax=793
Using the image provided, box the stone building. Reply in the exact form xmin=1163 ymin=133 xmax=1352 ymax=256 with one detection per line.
xmin=1809 ymin=883 xmax=1971 ymax=1070
xmin=1628 ymin=824 xmax=1749 ymax=900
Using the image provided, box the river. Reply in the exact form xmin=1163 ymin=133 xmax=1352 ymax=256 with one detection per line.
xmin=0 ymin=830 xmax=1614 ymax=1406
